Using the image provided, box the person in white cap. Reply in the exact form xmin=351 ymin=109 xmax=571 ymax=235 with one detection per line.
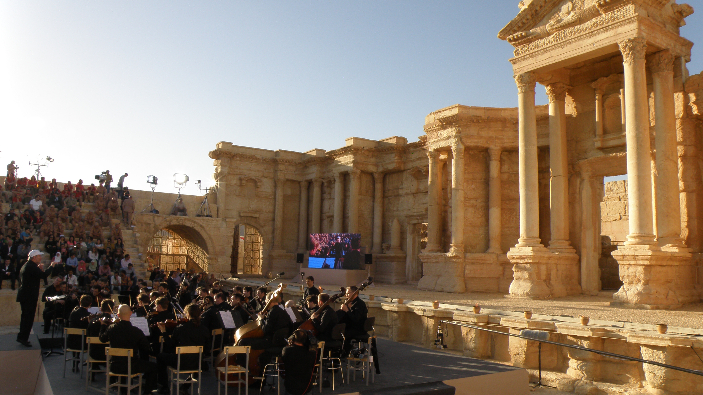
xmin=16 ymin=250 xmax=58 ymax=347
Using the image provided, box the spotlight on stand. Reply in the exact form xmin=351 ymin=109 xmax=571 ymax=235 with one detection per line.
xmin=195 ymin=180 xmax=213 ymax=217
xmin=141 ymin=175 xmax=159 ymax=214
xmin=170 ymin=173 xmax=189 ymax=216
xmin=29 ymin=155 xmax=54 ymax=179
xmin=173 ymin=173 xmax=189 ymax=197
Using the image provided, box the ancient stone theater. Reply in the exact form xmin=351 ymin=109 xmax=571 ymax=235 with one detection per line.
xmin=131 ymin=0 xmax=703 ymax=312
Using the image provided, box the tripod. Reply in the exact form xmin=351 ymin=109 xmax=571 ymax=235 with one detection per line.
xmin=141 ymin=185 xmax=157 ymax=213
xmin=196 ymin=193 xmax=212 ymax=217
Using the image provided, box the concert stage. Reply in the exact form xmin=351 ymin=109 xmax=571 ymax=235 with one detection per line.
xmin=0 ymin=323 xmax=528 ymax=395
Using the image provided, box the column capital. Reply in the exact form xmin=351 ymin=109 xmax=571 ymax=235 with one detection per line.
xmin=333 ymin=172 xmax=342 ymax=181
xmin=427 ymin=150 xmax=439 ymax=160
xmin=648 ymin=50 xmax=675 ymax=74
xmin=514 ymin=72 xmax=536 ymax=93
xmin=545 ymin=82 xmax=571 ymax=103
xmin=373 ymin=172 xmax=384 ymax=183
xmin=618 ymin=38 xmax=647 ymax=65
xmin=350 ymin=168 xmax=362 ymax=177
xmin=488 ymin=147 xmax=502 ymax=161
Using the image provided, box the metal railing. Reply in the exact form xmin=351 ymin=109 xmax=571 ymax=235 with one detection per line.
xmin=438 ymin=319 xmax=703 ymax=385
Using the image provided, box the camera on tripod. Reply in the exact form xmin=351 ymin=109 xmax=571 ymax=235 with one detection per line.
xmin=146 ymin=175 xmax=158 ymax=185
xmin=94 ymin=171 xmax=108 ymax=181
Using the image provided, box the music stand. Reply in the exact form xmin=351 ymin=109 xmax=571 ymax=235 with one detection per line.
xmin=43 ymin=296 xmax=65 ymax=358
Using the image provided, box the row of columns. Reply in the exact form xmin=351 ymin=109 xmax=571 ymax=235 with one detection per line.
xmin=425 ymin=144 xmax=503 ymax=255
xmin=288 ymin=171 xmax=386 ymax=253
xmin=511 ymin=39 xmax=684 ymax=254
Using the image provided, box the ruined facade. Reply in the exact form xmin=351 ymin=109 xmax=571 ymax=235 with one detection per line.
xmin=129 ymin=1 xmax=703 ymax=311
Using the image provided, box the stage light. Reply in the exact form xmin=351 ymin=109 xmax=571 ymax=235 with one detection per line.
xmin=173 ymin=173 xmax=189 ymax=186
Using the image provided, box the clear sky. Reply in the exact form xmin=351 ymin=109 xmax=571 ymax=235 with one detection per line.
xmin=1 ymin=1 xmax=701 ymax=195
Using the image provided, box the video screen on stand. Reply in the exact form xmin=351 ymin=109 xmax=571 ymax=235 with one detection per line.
xmin=308 ymin=233 xmax=363 ymax=270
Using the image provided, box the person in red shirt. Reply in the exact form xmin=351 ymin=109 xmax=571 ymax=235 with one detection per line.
xmin=16 ymin=177 xmax=28 ymax=188
xmin=74 ymin=179 xmax=85 ymax=203
xmin=86 ymin=183 xmax=97 ymax=203
xmin=27 ymin=176 xmax=38 ymax=194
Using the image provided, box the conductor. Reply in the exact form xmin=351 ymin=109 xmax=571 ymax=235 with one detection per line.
xmin=16 ymin=250 xmax=57 ymax=347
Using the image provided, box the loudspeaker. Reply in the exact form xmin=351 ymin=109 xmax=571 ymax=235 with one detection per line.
xmin=365 ymin=254 xmax=373 ymax=265
xmin=296 ymin=253 xmax=304 ymax=264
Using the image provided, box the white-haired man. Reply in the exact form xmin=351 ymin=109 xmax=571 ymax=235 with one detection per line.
xmin=16 ymin=250 xmax=57 ymax=347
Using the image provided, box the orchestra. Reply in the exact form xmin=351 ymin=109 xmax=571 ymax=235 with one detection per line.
xmin=33 ymin=265 xmax=377 ymax=394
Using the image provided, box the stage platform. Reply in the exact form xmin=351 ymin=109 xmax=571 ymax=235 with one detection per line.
xmin=0 ymin=323 xmax=529 ymax=395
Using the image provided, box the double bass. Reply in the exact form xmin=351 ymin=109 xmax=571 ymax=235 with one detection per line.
xmin=217 ymin=283 xmax=284 ymax=385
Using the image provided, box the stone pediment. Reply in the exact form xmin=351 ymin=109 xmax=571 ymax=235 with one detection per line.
xmin=498 ymin=0 xmax=671 ymax=47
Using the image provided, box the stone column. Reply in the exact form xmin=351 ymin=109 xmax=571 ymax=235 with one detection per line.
xmin=426 ymin=150 xmax=441 ymax=252
xmin=449 ymin=141 xmax=465 ymax=255
xmin=515 ymin=72 xmax=541 ymax=247
xmin=372 ymin=172 xmax=384 ymax=254
xmin=333 ymin=173 xmax=344 ymax=233
xmin=297 ymin=180 xmax=309 ymax=252
xmin=507 ymin=72 xmax=553 ymax=299
xmin=580 ymin=168 xmax=600 ymax=295
xmin=349 ymin=169 xmax=361 ymax=233
xmin=619 ymin=38 xmax=656 ymax=245
xmin=273 ymin=175 xmax=285 ymax=250
xmin=487 ymin=147 xmax=502 ymax=253
xmin=546 ymin=82 xmax=573 ymax=251
xmin=650 ymin=50 xmax=684 ymax=248
xmin=311 ymin=179 xmax=322 ymax=234
xmin=594 ymin=87 xmax=604 ymax=140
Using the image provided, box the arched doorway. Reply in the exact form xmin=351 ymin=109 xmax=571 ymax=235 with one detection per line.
xmin=147 ymin=226 xmax=210 ymax=273
xmin=231 ymin=224 xmax=264 ymax=276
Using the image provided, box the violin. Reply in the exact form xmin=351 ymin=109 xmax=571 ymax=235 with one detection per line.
xmin=154 ymin=317 xmax=188 ymax=330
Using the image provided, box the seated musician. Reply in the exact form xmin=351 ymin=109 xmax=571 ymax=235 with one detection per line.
xmin=231 ymin=293 xmax=250 ymax=325
xmin=199 ymin=295 xmax=220 ymax=332
xmin=338 ymin=286 xmax=368 ymax=354
xmin=311 ymin=293 xmax=339 ymax=344
xmin=148 ymin=296 xmax=177 ymax=354
xmin=133 ymin=294 xmax=152 ymax=317
xmin=155 ymin=303 xmax=210 ymax=394
xmin=303 ymin=276 xmax=320 ymax=302
xmin=86 ymin=299 xmax=115 ymax=374
xmin=239 ymin=291 xmax=292 ymax=352
xmin=214 ymin=291 xmax=232 ymax=312
xmin=251 ymin=286 xmax=267 ymax=313
xmin=281 ymin=329 xmax=317 ymax=395
xmin=300 ymin=295 xmax=318 ymax=321
xmin=67 ymin=295 xmax=93 ymax=372
xmin=42 ymin=277 xmax=66 ymax=334
xmin=99 ymin=304 xmax=157 ymax=395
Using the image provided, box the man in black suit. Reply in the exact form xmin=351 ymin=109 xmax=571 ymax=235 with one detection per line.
xmin=1 ymin=238 xmax=16 ymax=267
xmin=67 ymin=295 xmax=92 ymax=372
xmin=311 ymin=293 xmax=339 ymax=343
xmin=99 ymin=304 xmax=157 ymax=394
xmin=165 ymin=271 xmax=179 ymax=297
xmin=16 ymin=250 xmax=57 ymax=347
xmin=0 ymin=258 xmax=15 ymax=290
xmin=338 ymin=285 xmax=368 ymax=354
xmin=281 ymin=329 xmax=316 ymax=395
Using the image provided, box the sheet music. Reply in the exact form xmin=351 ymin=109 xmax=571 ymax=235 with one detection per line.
xmin=219 ymin=311 xmax=237 ymax=329
xmin=131 ymin=317 xmax=150 ymax=336
xmin=87 ymin=307 xmax=100 ymax=315
xmin=285 ymin=307 xmax=298 ymax=323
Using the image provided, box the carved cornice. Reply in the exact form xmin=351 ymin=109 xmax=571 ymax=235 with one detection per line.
xmin=618 ymin=37 xmax=647 ymax=65
xmin=513 ymin=6 xmax=636 ymax=59
xmin=545 ymin=82 xmax=571 ymax=103
xmin=647 ymin=50 xmax=674 ymax=74
xmin=515 ymin=73 xmax=536 ymax=93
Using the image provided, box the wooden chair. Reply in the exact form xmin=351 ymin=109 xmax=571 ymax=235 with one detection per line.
xmin=105 ymin=347 xmax=142 ymax=395
xmin=216 ymin=345 xmax=250 ymax=395
xmin=63 ymin=327 xmax=86 ymax=378
xmin=314 ymin=341 xmax=325 ymax=393
xmin=210 ymin=328 xmax=224 ymax=374
xmin=167 ymin=346 xmax=203 ymax=395
xmin=85 ymin=336 xmax=107 ymax=392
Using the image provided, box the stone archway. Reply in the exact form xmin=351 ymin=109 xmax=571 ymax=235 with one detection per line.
xmin=136 ymin=216 xmax=218 ymax=273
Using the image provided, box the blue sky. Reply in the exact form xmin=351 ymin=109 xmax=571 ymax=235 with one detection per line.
xmin=1 ymin=2 xmax=701 ymax=194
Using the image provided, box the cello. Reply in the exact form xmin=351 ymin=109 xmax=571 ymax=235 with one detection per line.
xmin=217 ymin=283 xmax=284 ymax=385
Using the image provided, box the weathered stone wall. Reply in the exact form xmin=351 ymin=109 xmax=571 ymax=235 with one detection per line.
xmin=600 ymin=180 xmax=628 ymax=243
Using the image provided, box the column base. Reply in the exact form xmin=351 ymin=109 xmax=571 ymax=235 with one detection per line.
xmin=625 ymin=233 xmax=656 ymax=245
xmin=612 ymin=244 xmax=697 ymax=309
xmin=448 ymin=244 xmax=464 ymax=257
xmin=507 ymin=244 xmax=581 ymax=298
xmin=417 ymin=252 xmax=465 ymax=293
